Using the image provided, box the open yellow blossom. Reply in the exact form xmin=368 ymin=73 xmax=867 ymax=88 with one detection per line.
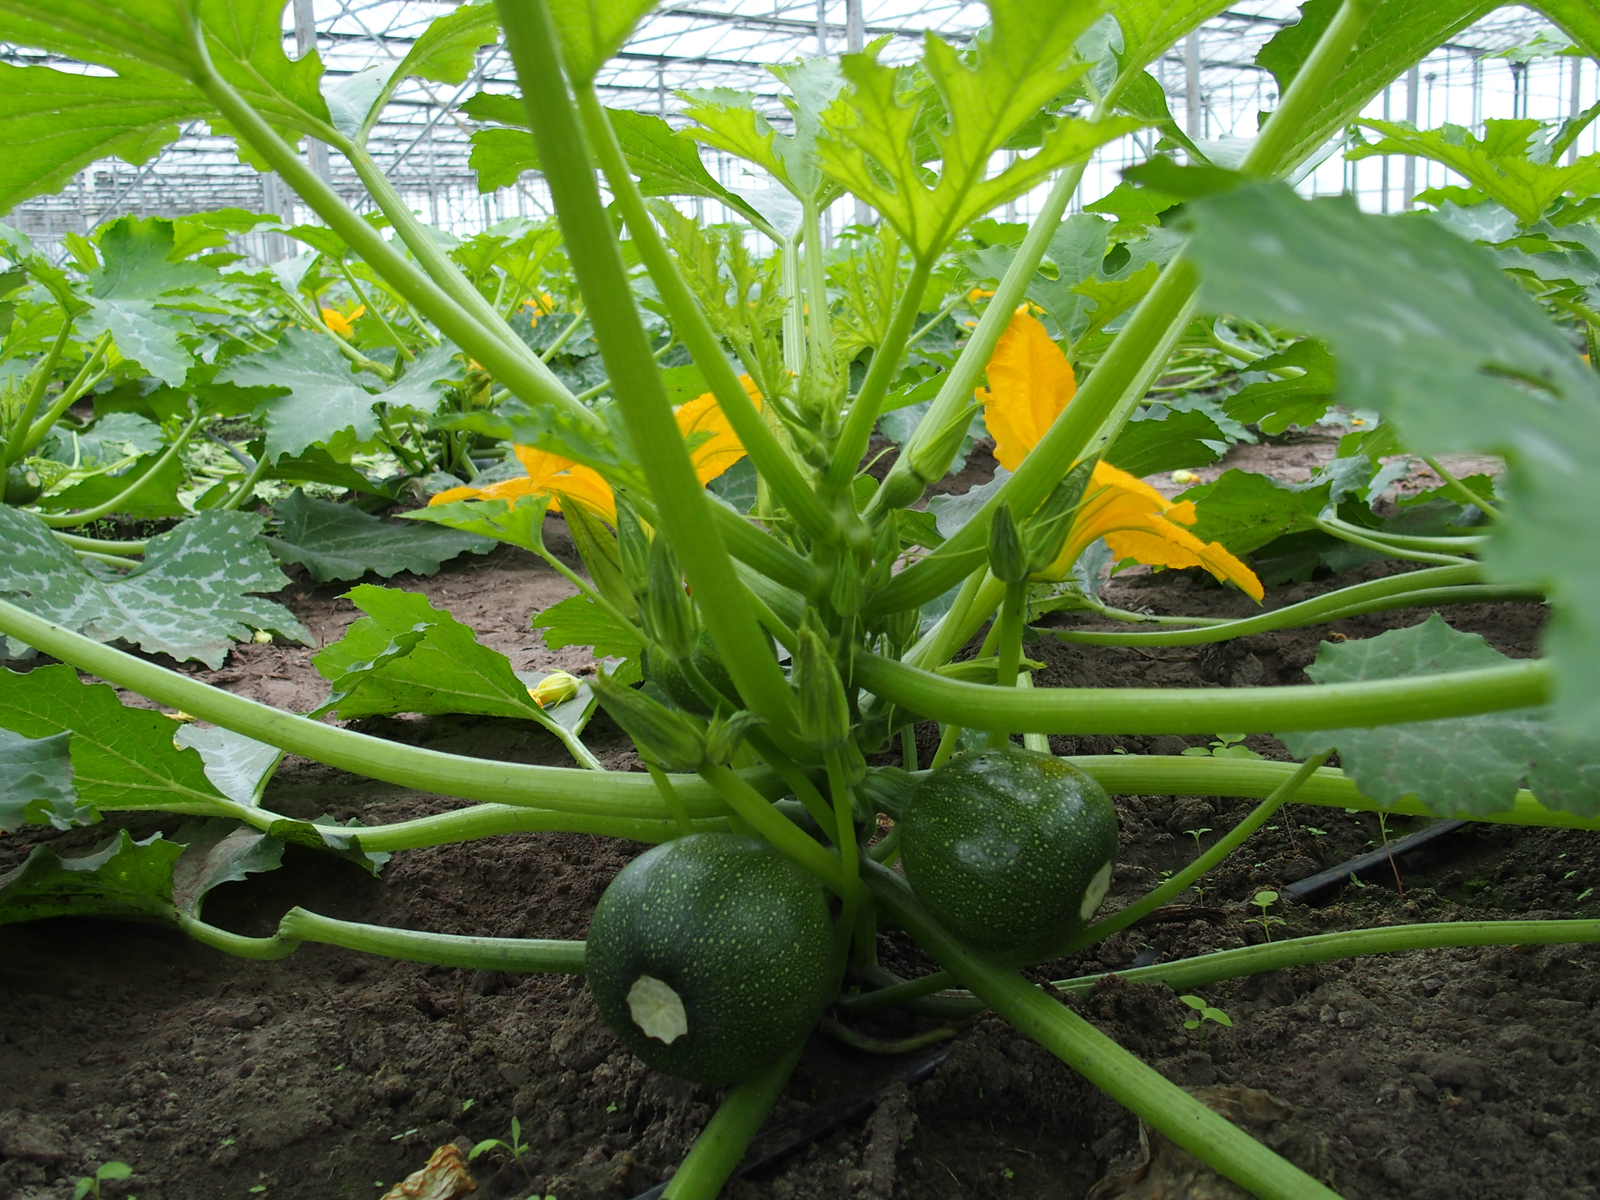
xmin=520 ymin=292 xmax=557 ymax=325
xmin=978 ymin=310 xmax=1263 ymax=601
xmin=428 ymin=378 xmax=762 ymax=524
xmin=320 ymin=304 xmax=365 ymax=338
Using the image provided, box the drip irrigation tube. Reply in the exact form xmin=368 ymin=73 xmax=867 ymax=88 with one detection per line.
xmin=627 ymin=1048 xmax=950 ymax=1200
xmin=1282 ymin=819 xmax=1471 ymax=903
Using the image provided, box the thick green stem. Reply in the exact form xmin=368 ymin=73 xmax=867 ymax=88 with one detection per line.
xmin=1421 ymin=454 xmax=1501 ymax=520
xmin=826 ymin=255 xmax=935 ymax=492
xmin=1047 ymin=564 xmax=1509 ymax=647
xmin=5 ymin=319 xmax=72 ymax=467
xmin=858 ymin=650 xmax=1547 ymax=735
xmin=1313 ymin=517 xmax=1476 ymax=566
xmin=867 ymin=0 xmax=1381 ymax=617
xmin=1069 ymin=755 xmax=1600 ymax=831
xmin=1063 ymin=751 xmax=1332 ymax=955
xmin=498 ymin=11 xmax=802 ymax=744
xmin=700 ymin=763 xmax=845 ymax=894
xmin=1238 ymin=0 xmax=1380 ymax=180
xmin=0 ymin=597 xmax=781 ymax=820
xmin=338 ymin=261 xmax=414 ymax=362
xmin=38 ymin=411 xmax=201 ymax=528
xmin=826 ymin=747 xmax=863 ymax=947
xmin=20 ymin=332 xmax=113 ymax=458
xmin=863 ymin=861 xmax=1342 ymax=1200
xmin=645 ymin=757 xmax=697 ymax=838
xmin=539 ymin=310 xmax=586 ymax=361
xmin=574 ymin=85 xmax=841 ymax=550
xmin=802 ymin=194 xmax=834 ymax=364
xmin=662 ymin=1046 xmax=801 ymax=1200
xmin=187 ymin=45 xmax=603 ymax=444
xmin=52 ymin=531 xmax=147 ymax=556
xmin=219 ymin=450 xmax=273 ymax=512
xmin=177 ymin=907 xmax=586 ymax=972
xmin=902 ymin=567 xmax=996 ymax=671
xmin=870 ymin=162 xmax=1087 ymax=518
xmin=987 ymin=579 xmax=1026 ymax=748
xmin=335 ymin=803 xmax=728 ymax=851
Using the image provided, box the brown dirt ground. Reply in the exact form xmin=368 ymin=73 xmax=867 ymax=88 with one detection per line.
xmin=1 ymin=438 xmax=1596 ymax=1200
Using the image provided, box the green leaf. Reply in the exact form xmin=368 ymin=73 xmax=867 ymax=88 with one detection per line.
xmin=0 ymin=507 xmax=311 ymax=667
xmin=1186 ymin=181 xmax=1600 ymax=733
xmin=1223 ymin=338 xmax=1337 ymax=434
xmin=0 ymin=830 xmax=184 ymax=926
xmin=173 ymin=723 xmax=282 ymax=807
xmin=817 ymin=0 xmax=1138 ymax=260
xmin=400 ymin=495 xmax=551 ymax=554
xmin=1071 ymin=260 xmax=1161 ymax=342
xmin=312 ymin=584 xmax=547 ymax=721
xmin=1348 ymin=119 xmax=1600 ymax=227
xmin=1109 ymin=0 xmax=1232 ymax=88
xmin=1253 ymin=0 xmax=1497 ymax=174
xmin=264 ymin=488 xmax=492 ymax=582
xmin=682 ymin=58 xmax=846 ymax=206
xmin=0 ymin=822 xmax=285 ymax=930
xmin=1279 ymin=616 xmax=1600 ymax=817
xmin=82 ymin=216 xmax=219 ymax=386
xmin=359 ymin=1 xmax=499 ymax=142
xmin=0 ymin=726 xmax=84 ymax=832
xmin=67 ymin=412 xmax=165 ymax=465
xmin=1176 ymin=468 xmax=1329 ymax=556
xmin=216 ymin=329 xmax=381 ymax=461
xmin=468 ymin=125 xmax=538 ymax=192
xmin=0 ymin=663 xmax=230 ymax=818
xmin=1536 ymin=0 xmax=1600 ymax=60
xmin=0 ymin=62 xmax=207 ymax=212
xmin=534 ymin=593 xmax=644 ymax=662
xmin=1083 ymin=180 xmax=1181 ymax=241
xmin=42 ymin=451 xmax=187 ymax=519
xmin=378 ymin=344 xmax=464 ymax=415
xmin=547 ymin=0 xmax=657 ymax=86
xmin=1104 ymin=405 xmax=1224 ymax=477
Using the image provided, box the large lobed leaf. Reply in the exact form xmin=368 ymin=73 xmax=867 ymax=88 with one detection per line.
xmin=265 ymin=490 xmax=492 ymax=583
xmin=1280 ymin=617 xmax=1600 ymax=817
xmin=816 ymin=0 xmax=1139 ymax=261
xmin=0 ymin=0 xmax=332 ymax=210
xmin=1188 ymin=182 xmax=1600 ymax=735
xmin=0 ymin=507 xmax=311 ymax=667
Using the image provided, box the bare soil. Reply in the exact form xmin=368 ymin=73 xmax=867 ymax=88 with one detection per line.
xmin=2 ymin=437 xmax=1595 ymax=1200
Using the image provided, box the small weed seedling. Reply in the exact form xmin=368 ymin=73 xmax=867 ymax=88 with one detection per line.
xmin=1181 ymin=734 xmax=1265 ymax=760
xmin=1179 ymin=995 xmax=1232 ymax=1032
xmin=73 ymin=1163 xmax=132 ymax=1200
xmin=1183 ymin=827 xmax=1212 ymax=856
xmin=1250 ymin=891 xmax=1286 ymax=942
xmin=470 ymin=1116 xmax=536 ymax=1190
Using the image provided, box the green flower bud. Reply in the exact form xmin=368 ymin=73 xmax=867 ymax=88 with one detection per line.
xmin=873 ymin=464 xmax=927 ymax=513
xmin=1024 ymin=456 xmax=1097 ymax=574
xmin=704 ymin=710 xmax=767 ymax=767
xmin=907 ymin=402 xmax=979 ymax=486
xmin=987 ymin=502 xmax=1029 ymax=584
xmin=794 ymin=616 xmax=851 ymax=750
xmin=829 ymin=553 xmax=864 ymax=617
xmin=642 ymin=536 xmax=698 ymax=661
xmin=614 ymin=492 xmax=651 ymax=597
xmin=591 ymin=668 xmax=706 ymax=772
xmin=565 ymin=501 xmax=637 ymax=621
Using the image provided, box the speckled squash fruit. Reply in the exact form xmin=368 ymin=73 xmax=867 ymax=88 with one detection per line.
xmin=899 ymin=747 xmax=1118 ymax=965
xmin=585 ymin=833 xmax=835 ymax=1084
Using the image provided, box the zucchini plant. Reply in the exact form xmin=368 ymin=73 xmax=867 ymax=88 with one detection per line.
xmin=2 ymin=1 xmax=1600 ymax=1197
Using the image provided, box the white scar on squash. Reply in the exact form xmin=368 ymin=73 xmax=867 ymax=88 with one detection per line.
xmin=627 ymin=975 xmax=688 ymax=1044
xmin=1079 ymin=861 xmax=1114 ymax=922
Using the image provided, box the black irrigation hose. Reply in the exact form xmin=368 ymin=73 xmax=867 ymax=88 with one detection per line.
xmin=1282 ymin=819 xmax=1471 ymax=903
xmin=628 ymin=1047 xmax=951 ymax=1200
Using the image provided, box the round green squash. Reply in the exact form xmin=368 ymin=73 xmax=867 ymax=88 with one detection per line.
xmin=585 ymin=832 xmax=835 ymax=1084
xmin=899 ymin=747 xmax=1118 ymax=965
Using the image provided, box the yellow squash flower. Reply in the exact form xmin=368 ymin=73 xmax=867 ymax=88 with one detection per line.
xmin=527 ymin=670 xmax=581 ymax=708
xmin=320 ymin=304 xmax=365 ymax=338
xmin=520 ymin=292 xmax=557 ymax=325
xmin=429 ymin=378 xmax=762 ymax=524
xmin=978 ymin=310 xmax=1263 ymax=602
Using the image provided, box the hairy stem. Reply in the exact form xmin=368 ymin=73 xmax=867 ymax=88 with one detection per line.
xmin=662 ymin=1046 xmax=801 ymax=1200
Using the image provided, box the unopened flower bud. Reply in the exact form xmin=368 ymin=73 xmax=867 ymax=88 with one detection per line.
xmin=907 ymin=402 xmax=979 ymax=486
xmin=527 ymin=669 xmax=581 ymax=709
xmin=642 ymin=536 xmax=698 ymax=660
xmin=591 ymin=668 xmax=706 ymax=772
xmin=987 ymin=502 xmax=1029 ymax=583
xmin=793 ymin=616 xmax=851 ymax=750
xmin=615 ymin=492 xmax=651 ymax=597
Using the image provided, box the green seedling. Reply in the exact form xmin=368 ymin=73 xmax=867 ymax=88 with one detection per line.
xmin=1250 ymin=891 xmax=1287 ymax=942
xmin=1179 ymin=994 xmax=1233 ymax=1032
xmin=1183 ymin=828 xmax=1212 ymax=855
xmin=73 ymin=1162 xmax=131 ymax=1200
xmin=1180 ymin=734 xmax=1265 ymax=760
xmin=470 ymin=1116 xmax=536 ymax=1190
